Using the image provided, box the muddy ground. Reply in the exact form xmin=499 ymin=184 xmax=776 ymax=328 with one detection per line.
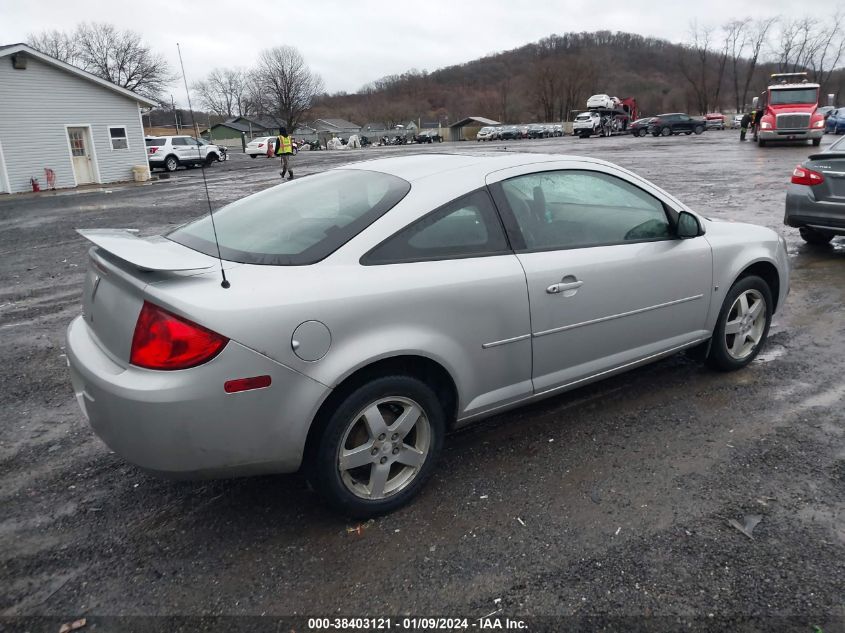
xmin=1 ymin=132 xmax=844 ymax=631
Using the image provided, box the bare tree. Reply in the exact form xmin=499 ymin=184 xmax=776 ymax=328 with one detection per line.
xmin=251 ymin=46 xmax=324 ymax=133
xmin=678 ymin=23 xmax=713 ymax=114
xmin=774 ymin=15 xmax=845 ymax=83
xmin=193 ymin=68 xmax=248 ymax=117
xmin=498 ymin=77 xmax=511 ymax=123
xmin=27 ymin=29 xmax=78 ymax=64
xmin=558 ymin=55 xmax=595 ymax=121
xmin=724 ymin=19 xmax=750 ymax=112
xmin=530 ymin=59 xmax=560 ymax=121
xmin=740 ymin=17 xmax=777 ymax=111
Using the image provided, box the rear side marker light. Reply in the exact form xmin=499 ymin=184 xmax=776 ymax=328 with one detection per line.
xmin=131 ymin=301 xmax=228 ymax=370
xmin=224 ymin=375 xmax=272 ymax=393
xmin=791 ymin=165 xmax=825 ymax=186
xmin=149 ymin=147 xmax=158 ymax=154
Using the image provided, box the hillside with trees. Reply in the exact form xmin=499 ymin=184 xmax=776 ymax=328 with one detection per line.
xmin=312 ymin=20 xmax=845 ymax=125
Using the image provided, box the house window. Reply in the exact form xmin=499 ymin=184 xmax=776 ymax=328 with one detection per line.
xmin=109 ymin=126 xmax=128 ymax=150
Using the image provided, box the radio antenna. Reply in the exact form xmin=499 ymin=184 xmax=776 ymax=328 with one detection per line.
xmin=176 ymin=42 xmax=230 ymax=289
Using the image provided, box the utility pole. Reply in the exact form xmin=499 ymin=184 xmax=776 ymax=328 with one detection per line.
xmin=171 ymin=94 xmax=180 ymax=133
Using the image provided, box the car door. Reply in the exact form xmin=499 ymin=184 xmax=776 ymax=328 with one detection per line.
xmin=362 ymin=188 xmax=533 ymax=418
xmin=487 ymin=161 xmax=713 ymax=394
xmin=677 ymin=115 xmax=693 ymax=133
xmin=183 ymin=137 xmax=204 ymax=164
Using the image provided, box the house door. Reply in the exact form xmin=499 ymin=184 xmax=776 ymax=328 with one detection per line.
xmin=67 ymin=127 xmax=94 ymax=184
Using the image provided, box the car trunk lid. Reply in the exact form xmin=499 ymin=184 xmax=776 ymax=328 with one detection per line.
xmin=806 ymin=154 xmax=845 ymax=202
xmin=78 ymin=230 xmax=229 ymax=365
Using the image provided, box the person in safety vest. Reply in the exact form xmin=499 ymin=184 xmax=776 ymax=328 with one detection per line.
xmin=275 ymin=127 xmax=294 ymax=180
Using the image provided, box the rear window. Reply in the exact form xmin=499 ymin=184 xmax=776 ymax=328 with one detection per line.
xmin=168 ymin=170 xmax=411 ymax=265
xmin=145 ymin=138 xmax=165 ymax=146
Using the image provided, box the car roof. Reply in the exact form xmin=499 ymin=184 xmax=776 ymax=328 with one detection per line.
xmin=340 ymin=152 xmax=614 ymax=182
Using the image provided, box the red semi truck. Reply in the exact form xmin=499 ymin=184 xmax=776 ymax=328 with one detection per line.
xmin=752 ymin=73 xmax=825 ymax=147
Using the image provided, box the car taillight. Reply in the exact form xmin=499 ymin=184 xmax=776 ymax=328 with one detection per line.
xmin=149 ymin=147 xmax=158 ymax=154
xmin=130 ymin=301 xmax=228 ymax=370
xmin=791 ymin=165 xmax=825 ymax=186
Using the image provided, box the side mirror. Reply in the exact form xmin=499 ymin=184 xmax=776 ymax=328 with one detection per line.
xmin=677 ymin=211 xmax=702 ymax=239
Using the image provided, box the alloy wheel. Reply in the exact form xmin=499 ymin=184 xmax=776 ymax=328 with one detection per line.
xmin=724 ymin=289 xmax=767 ymax=360
xmin=338 ymin=397 xmax=431 ymax=500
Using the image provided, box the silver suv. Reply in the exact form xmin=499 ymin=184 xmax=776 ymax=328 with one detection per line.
xmin=145 ymin=136 xmax=222 ymax=172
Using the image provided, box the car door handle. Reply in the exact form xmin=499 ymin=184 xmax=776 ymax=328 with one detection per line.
xmin=546 ymin=280 xmax=583 ymax=294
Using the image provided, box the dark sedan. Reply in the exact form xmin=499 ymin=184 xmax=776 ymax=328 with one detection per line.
xmin=629 ymin=117 xmax=653 ymax=137
xmin=649 ymin=113 xmax=706 ymax=136
xmin=785 ymin=134 xmax=845 ymax=245
xmin=414 ymin=131 xmax=443 ymax=143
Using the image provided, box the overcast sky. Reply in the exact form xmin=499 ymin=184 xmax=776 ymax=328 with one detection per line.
xmin=0 ymin=0 xmax=816 ymax=101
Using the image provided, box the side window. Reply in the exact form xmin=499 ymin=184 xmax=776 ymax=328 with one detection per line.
xmin=500 ymin=170 xmax=672 ymax=251
xmin=109 ymin=126 xmax=128 ymax=150
xmin=171 ymin=137 xmax=188 ymax=146
xmin=364 ymin=189 xmax=509 ymax=264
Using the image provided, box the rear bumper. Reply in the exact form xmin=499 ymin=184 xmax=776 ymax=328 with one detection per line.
xmin=784 ymin=186 xmax=845 ymax=234
xmin=66 ymin=315 xmax=330 ymax=477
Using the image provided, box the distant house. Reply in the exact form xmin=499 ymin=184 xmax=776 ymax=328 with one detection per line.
xmin=313 ymin=118 xmax=362 ymax=137
xmin=0 ymin=43 xmax=156 ymax=194
xmin=204 ymin=116 xmax=282 ymax=142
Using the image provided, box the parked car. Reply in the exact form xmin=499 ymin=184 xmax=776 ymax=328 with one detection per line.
xmin=817 ymin=105 xmax=836 ymax=120
xmin=824 ymin=108 xmax=845 ymax=134
xmin=572 ymin=111 xmax=602 ymax=137
xmin=629 ymin=117 xmax=653 ymax=137
xmin=145 ymin=136 xmax=222 ymax=172
xmin=705 ymin=113 xmax=725 ymax=130
xmin=497 ymin=126 xmax=521 ymax=140
xmin=476 ymin=126 xmax=497 ymax=141
xmin=649 ymin=113 xmax=706 ymax=136
xmin=246 ymin=136 xmax=277 ymax=158
xmin=731 ymin=114 xmax=745 ymax=129
xmin=785 ymin=134 xmax=845 ymax=244
xmin=550 ymin=124 xmax=564 ymax=137
xmin=527 ymin=124 xmax=548 ymax=139
xmin=67 ymin=153 xmax=788 ymax=517
xmin=414 ymin=131 xmax=443 ymax=143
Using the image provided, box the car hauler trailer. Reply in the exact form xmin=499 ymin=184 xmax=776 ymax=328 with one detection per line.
xmin=572 ymin=95 xmax=638 ymax=138
xmin=752 ymin=73 xmax=825 ymax=147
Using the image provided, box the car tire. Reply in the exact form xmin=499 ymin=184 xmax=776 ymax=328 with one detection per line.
xmin=250 ymin=154 xmax=257 ymax=159
xmin=205 ymin=153 xmax=218 ymax=166
xmin=164 ymin=156 xmax=178 ymax=172
xmin=694 ymin=125 xmax=704 ymax=134
xmin=757 ymin=138 xmax=767 ymax=147
xmin=706 ymin=275 xmax=772 ymax=372
xmin=308 ymin=375 xmax=446 ymax=518
xmin=660 ymin=127 xmax=671 ymax=136
xmin=685 ymin=131 xmax=692 ymax=135
xmin=799 ymin=227 xmax=833 ymax=245
xmin=812 ymin=138 xmax=821 ymax=146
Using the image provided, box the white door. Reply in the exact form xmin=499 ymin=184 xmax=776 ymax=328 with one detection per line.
xmin=67 ymin=127 xmax=94 ymax=184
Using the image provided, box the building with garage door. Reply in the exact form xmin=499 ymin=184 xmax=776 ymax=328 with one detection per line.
xmin=0 ymin=43 xmax=157 ymax=194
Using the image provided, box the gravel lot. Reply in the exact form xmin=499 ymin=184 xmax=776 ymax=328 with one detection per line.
xmin=1 ymin=132 xmax=844 ymax=631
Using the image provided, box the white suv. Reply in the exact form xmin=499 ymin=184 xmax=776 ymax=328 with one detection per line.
xmin=572 ymin=112 xmax=601 ymax=137
xmin=146 ymin=136 xmax=222 ymax=172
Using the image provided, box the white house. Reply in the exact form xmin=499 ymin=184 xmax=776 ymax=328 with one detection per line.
xmin=0 ymin=43 xmax=157 ymax=194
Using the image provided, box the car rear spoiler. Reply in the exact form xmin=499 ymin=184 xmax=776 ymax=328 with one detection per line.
xmin=808 ymin=152 xmax=845 ymax=160
xmin=77 ymin=229 xmax=215 ymax=271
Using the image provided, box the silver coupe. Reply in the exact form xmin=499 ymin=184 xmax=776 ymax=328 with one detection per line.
xmin=67 ymin=153 xmax=789 ymax=517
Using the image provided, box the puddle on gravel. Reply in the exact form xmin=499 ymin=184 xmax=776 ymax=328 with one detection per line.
xmin=754 ymin=345 xmax=787 ymax=364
